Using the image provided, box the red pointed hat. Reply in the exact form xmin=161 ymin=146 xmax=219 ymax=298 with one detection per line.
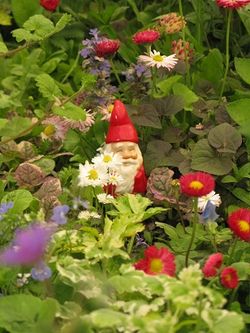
xmin=105 ymin=100 xmax=138 ymax=143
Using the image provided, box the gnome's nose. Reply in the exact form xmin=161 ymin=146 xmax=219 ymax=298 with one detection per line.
xmin=122 ymin=149 xmax=137 ymax=159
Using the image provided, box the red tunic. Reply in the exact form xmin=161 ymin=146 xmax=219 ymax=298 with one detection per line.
xmin=132 ymin=165 xmax=147 ymax=194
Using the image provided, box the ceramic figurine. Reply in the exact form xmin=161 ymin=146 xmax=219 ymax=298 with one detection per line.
xmin=103 ymin=100 xmax=147 ymax=195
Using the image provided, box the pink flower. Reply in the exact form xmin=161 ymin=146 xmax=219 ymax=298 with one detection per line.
xmin=220 ymin=266 xmax=239 ymax=289
xmin=95 ymin=39 xmax=120 ymax=57
xmin=202 ymin=253 xmax=224 ymax=277
xmin=216 ymin=0 xmax=250 ymax=8
xmin=40 ymin=0 xmax=60 ymax=11
xmin=132 ymin=30 xmax=160 ymax=44
xmin=134 ymin=245 xmax=176 ymax=276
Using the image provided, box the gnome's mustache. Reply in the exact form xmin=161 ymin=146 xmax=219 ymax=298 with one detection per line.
xmin=122 ymin=159 xmax=138 ymax=165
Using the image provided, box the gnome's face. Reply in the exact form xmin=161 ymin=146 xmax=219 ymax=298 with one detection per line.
xmin=104 ymin=141 xmax=143 ymax=194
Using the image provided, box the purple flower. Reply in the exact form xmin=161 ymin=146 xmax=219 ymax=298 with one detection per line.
xmin=31 ymin=262 xmax=52 ymax=281
xmin=89 ymin=28 xmax=100 ymax=40
xmin=0 ymin=202 xmax=14 ymax=220
xmin=201 ymin=201 xmax=219 ymax=223
xmin=80 ymin=47 xmax=92 ymax=58
xmin=0 ymin=224 xmax=54 ymax=266
xmin=51 ymin=205 xmax=69 ymax=225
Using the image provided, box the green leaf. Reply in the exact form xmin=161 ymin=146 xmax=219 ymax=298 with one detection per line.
xmin=208 ymin=123 xmax=242 ymax=153
xmin=172 ymin=83 xmax=199 ymax=110
xmin=154 ymin=75 xmax=182 ymax=98
xmin=0 ymin=294 xmax=58 ymax=333
xmin=35 ymin=73 xmax=61 ymax=100
xmin=11 ymin=0 xmax=42 ymax=27
xmin=0 ymin=117 xmax=32 ymax=138
xmin=226 ymin=99 xmax=250 ymax=140
xmin=2 ymin=189 xmax=34 ymax=214
xmin=212 ymin=311 xmax=244 ymax=333
xmin=34 ymin=158 xmax=55 ymax=175
xmin=156 ymin=222 xmax=179 ymax=240
xmin=221 ymin=175 xmax=237 ymax=183
xmin=144 ymin=140 xmax=172 ymax=173
xmin=235 ymin=57 xmax=250 ymax=85
xmin=200 ymin=48 xmax=224 ymax=89
xmin=191 ymin=139 xmax=233 ymax=175
xmin=54 ymin=14 xmax=72 ymax=33
xmin=0 ymin=41 xmax=8 ymax=53
xmin=12 ymin=28 xmax=40 ymax=42
xmin=23 ymin=15 xmax=54 ymax=37
xmin=90 ymin=309 xmax=127 ymax=328
xmin=231 ymin=262 xmax=250 ymax=280
xmin=53 ymin=102 xmax=86 ymax=121
xmin=232 ymin=187 xmax=250 ymax=205
xmin=0 ymin=10 xmax=11 ymax=26
xmin=127 ymin=104 xmax=162 ymax=129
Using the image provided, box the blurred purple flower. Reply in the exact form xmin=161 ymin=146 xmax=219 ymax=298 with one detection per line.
xmin=80 ymin=47 xmax=92 ymax=58
xmin=72 ymin=197 xmax=90 ymax=210
xmin=0 ymin=224 xmax=54 ymax=266
xmin=31 ymin=262 xmax=52 ymax=281
xmin=89 ymin=28 xmax=100 ymax=40
xmin=51 ymin=205 xmax=69 ymax=225
xmin=201 ymin=201 xmax=219 ymax=223
xmin=0 ymin=202 xmax=14 ymax=220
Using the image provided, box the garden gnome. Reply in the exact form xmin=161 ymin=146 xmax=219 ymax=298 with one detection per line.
xmin=103 ymin=100 xmax=147 ymax=195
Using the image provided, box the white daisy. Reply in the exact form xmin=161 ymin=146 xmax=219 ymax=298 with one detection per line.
xmin=97 ymin=193 xmax=114 ymax=204
xmin=92 ymin=152 xmax=122 ymax=169
xmin=78 ymin=161 xmax=108 ymax=187
xmin=198 ymin=191 xmax=222 ymax=212
xmin=108 ymin=170 xmax=123 ymax=186
xmin=78 ymin=210 xmax=101 ymax=220
xmin=138 ymin=50 xmax=178 ymax=70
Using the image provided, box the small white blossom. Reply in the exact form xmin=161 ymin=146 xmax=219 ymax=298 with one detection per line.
xmin=107 ymin=170 xmax=124 ymax=186
xmin=138 ymin=50 xmax=178 ymax=70
xmin=198 ymin=191 xmax=221 ymax=212
xmin=97 ymin=193 xmax=114 ymax=204
xmin=78 ymin=211 xmax=101 ymax=220
xmin=92 ymin=152 xmax=122 ymax=169
xmin=78 ymin=161 xmax=108 ymax=187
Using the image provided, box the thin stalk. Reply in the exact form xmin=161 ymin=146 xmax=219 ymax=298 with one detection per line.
xmin=110 ymin=58 xmax=122 ymax=86
xmin=178 ymin=0 xmax=191 ymax=87
xmin=196 ymin=0 xmax=202 ymax=47
xmin=127 ymin=235 xmax=135 ymax=255
xmin=219 ymin=9 xmax=233 ymax=100
xmin=185 ymin=197 xmax=198 ymax=267
xmin=227 ymin=236 xmax=238 ymax=265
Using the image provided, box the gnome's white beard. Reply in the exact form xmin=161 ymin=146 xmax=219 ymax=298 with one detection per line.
xmin=103 ymin=143 xmax=143 ymax=194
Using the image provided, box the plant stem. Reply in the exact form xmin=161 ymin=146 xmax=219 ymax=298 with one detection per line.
xmin=219 ymin=9 xmax=233 ymax=100
xmin=227 ymin=236 xmax=238 ymax=265
xmin=127 ymin=235 xmax=135 ymax=255
xmin=178 ymin=0 xmax=191 ymax=87
xmin=185 ymin=197 xmax=198 ymax=267
xmin=196 ymin=0 xmax=203 ymax=48
xmin=110 ymin=58 xmax=122 ymax=86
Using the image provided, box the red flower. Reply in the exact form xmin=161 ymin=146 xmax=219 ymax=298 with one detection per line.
xmin=95 ymin=39 xmax=120 ymax=57
xmin=40 ymin=0 xmax=60 ymax=11
xmin=216 ymin=0 xmax=250 ymax=8
xmin=202 ymin=253 xmax=224 ymax=278
xmin=134 ymin=245 xmax=175 ymax=276
xmin=132 ymin=30 xmax=160 ymax=44
xmin=220 ymin=266 xmax=239 ymax=289
xmin=180 ymin=172 xmax=215 ymax=197
xmin=227 ymin=208 xmax=250 ymax=242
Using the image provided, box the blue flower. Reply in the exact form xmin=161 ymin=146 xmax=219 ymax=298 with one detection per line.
xmin=201 ymin=201 xmax=219 ymax=223
xmin=31 ymin=262 xmax=52 ymax=281
xmin=51 ymin=205 xmax=69 ymax=225
xmin=0 ymin=202 xmax=14 ymax=220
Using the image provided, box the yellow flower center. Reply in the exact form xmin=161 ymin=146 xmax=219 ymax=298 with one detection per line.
xmin=225 ymin=274 xmax=232 ymax=282
xmin=103 ymin=155 xmax=112 ymax=163
xmin=43 ymin=124 xmax=55 ymax=136
xmin=150 ymin=258 xmax=163 ymax=273
xmin=108 ymin=104 xmax=114 ymax=113
xmin=153 ymin=55 xmax=164 ymax=62
xmin=88 ymin=169 xmax=98 ymax=180
xmin=238 ymin=220 xmax=250 ymax=232
xmin=189 ymin=180 xmax=204 ymax=190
